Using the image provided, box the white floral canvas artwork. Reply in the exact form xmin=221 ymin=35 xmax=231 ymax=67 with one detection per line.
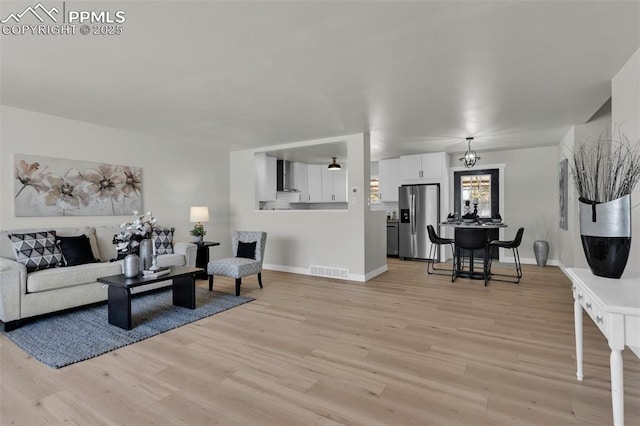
xmin=14 ymin=154 xmax=142 ymax=217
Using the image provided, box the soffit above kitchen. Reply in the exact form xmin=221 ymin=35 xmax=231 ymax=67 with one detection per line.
xmin=264 ymin=142 xmax=347 ymax=165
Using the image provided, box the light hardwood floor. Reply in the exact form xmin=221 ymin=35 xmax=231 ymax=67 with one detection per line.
xmin=1 ymin=259 xmax=639 ymax=425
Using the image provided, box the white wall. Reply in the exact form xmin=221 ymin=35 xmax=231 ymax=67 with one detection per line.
xmin=363 ymin=136 xmax=388 ymax=278
xmin=556 ymin=47 xmax=640 ymax=276
xmin=612 ymin=47 xmax=640 ymax=276
xmin=556 ymin=100 xmax=613 ymax=270
xmin=450 ymin=146 xmax=559 ymax=264
xmin=0 ymin=106 xmax=230 ymax=249
xmin=556 ymin=127 xmax=589 ymax=270
xmin=575 ymin=98 xmax=612 ymax=144
xmin=229 ymin=133 xmax=387 ymax=281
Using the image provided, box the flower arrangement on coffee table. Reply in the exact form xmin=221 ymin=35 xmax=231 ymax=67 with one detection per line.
xmin=112 ymin=211 xmax=157 ymax=256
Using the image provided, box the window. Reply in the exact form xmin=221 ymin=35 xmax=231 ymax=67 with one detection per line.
xmin=453 ymin=168 xmax=499 ymax=220
xmin=461 ymin=174 xmax=491 ymax=217
xmin=370 ymin=177 xmax=380 ymax=203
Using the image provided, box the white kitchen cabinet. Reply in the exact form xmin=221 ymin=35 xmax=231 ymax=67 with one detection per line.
xmin=307 ymin=165 xmax=323 ymax=202
xmin=401 ymin=155 xmax=423 ymax=181
xmin=255 ymin=153 xmax=277 ymax=201
xmin=321 ymin=166 xmax=347 ymax=202
xmin=401 ymin=152 xmax=446 ymax=183
xmin=333 ymin=167 xmax=347 ymax=202
xmin=379 ymin=158 xmax=401 ymax=202
xmin=291 ymin=162 xmax=308 ymax=201
xmin=266 ymin=156 xmax=277 ymax=200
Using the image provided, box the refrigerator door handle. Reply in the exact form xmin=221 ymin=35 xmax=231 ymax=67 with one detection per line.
xmin=411 ymin=192 xmax=416 ymax=235
xmin=409 ymin=192 xmax=415 ymax=235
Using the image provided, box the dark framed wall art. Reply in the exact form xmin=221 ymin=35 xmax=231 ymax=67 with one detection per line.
xmin=559 ymin=158 xmax=568 ymax=230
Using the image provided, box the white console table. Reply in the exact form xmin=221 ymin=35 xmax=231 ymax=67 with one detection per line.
xmin=566 ymin=268 xmax=640 ymax=426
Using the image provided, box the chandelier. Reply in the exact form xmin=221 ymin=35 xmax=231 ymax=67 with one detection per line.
xmin=460 ymin=137 xmax=480 ymax=168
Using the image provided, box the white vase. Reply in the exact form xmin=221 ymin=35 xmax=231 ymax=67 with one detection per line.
xmin=193 ymin=235 xmax=203 ymax=243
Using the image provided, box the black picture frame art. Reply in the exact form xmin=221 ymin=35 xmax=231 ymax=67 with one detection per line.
xmin=559 ymin=158 xmax=568 ymax=230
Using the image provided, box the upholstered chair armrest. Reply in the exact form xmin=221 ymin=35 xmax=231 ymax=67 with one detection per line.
xmin=173 ymin=242 xmax=197 ymax=267
xmin=0 ymin=257 xmax=27 ymax=323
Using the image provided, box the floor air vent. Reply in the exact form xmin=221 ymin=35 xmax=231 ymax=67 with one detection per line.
xmin=309 ymin=265 xmax=349 ymax=280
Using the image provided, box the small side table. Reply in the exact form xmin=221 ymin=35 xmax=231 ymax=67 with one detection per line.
xmin=194 ymin=241 xmax=220 ymax=279
xmin=567 ymin=268 xmax=640 ymax=426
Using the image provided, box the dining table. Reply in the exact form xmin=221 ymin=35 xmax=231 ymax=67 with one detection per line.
xmin=440 ymin=221 xmax=508 ymax=279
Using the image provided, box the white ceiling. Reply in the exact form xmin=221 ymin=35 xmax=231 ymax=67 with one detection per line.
xmin=1 ymin=1 xmax=639 ymax=162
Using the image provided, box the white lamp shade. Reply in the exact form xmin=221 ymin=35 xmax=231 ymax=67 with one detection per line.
xmin=189 ymin=206 xmax=210 ymax=223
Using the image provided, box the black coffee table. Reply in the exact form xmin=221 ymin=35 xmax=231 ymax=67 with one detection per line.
xmin=97 ymin=266 xmax=203 ymax=330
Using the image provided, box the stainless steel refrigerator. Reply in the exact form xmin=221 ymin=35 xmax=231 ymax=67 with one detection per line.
xmin=399 ymin=184 xmax=440 ymax=260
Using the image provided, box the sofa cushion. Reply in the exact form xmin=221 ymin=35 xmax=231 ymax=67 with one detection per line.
xmin=57 ymin=235 xmax=97 ymax=266
xmin=153 ymin=227 xmax=174 ymax=255
xmin=27 ymin=261 xmax=122 ymax=293
xmin=208 ymin=257 xmax=261 ymax=279
xmin=94 ymin=225 xmax=120 ymax=262
xmin=156 ymin=253 xmax=185 ymax=268
xmin=7 ymin=231 xmax=63 ymax=272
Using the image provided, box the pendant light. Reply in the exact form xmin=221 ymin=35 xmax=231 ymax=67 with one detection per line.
xmin=460 ymin=137 xmax=480 ymax=168
xmin=328 ymin=157 xmax=341 ymax=170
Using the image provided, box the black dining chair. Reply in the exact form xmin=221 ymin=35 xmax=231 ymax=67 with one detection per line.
xmin=426 ymin=225 xmax=455 ymax=276
xmin=488 ymin=227 xmax=525 ymax=284
xmin=452 ymin=228 xmax=490 ymax=286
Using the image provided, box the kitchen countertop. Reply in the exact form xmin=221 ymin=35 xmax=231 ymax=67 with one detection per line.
xmin=440 ymin=221 xmax=507 ymax=228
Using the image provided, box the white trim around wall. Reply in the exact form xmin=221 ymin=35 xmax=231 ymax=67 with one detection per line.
xmin=263 ymin=263 xmax=310 ymax=276
xmin=519 ymin=257 xmax=560 ymax=267
xmin=263 ymin=262 xmax=388 ymax=282
xmin=557 ymin=261 xmax=569 ymax=276
xmin=358 ymin=264 xmax=389 ymax=282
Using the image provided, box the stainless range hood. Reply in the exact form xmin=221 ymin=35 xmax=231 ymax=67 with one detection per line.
xmin=277 ymin=160 xmax=298 ymax=192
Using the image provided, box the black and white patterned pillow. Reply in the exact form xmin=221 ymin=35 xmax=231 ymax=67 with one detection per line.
xmin=152 ymin=227 xmax=174 ymax=255
xmin=8 ymin=231 xmax=63 ymax=272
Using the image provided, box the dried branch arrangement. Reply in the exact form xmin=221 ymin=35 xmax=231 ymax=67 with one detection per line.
xmin=571 ymin=133 xmax=640 ymax=203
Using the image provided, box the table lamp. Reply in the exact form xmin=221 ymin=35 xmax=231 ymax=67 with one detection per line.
xmin=189 ymin=206 xmax=209 ymax=241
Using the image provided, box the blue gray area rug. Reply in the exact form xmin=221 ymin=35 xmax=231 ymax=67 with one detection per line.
xmin=2 ymin=288 xmax=253 ymax=369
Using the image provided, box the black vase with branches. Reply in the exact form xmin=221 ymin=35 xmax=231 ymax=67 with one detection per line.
xmin=571 ymin=133 xmax=640 ymax=278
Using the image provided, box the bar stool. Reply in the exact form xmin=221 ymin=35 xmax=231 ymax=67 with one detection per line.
xmin=426 ymin=225 xmax=455 ymax=276
xmin=488 ymin=227 xmax=525 ymax=284
xmin=452 ymin=228 xmax=490 ymax=286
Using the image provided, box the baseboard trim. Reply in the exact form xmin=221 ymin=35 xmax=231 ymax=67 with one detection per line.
xmin=262 ymin=263 xmax=309 ymax=276
xmin=519 ymin=257 xmax=560 ymax=266
xmin=355 ymin=264 xmax=388 ymax=282
xmin=263 ymin=263 xmax=388 ymax=282
xmin=557 ymin=262 xmax=569 ymax=277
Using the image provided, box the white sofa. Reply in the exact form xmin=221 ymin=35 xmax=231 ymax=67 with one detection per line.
xmin=0 ymin=225 xmax=197 ymax=331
